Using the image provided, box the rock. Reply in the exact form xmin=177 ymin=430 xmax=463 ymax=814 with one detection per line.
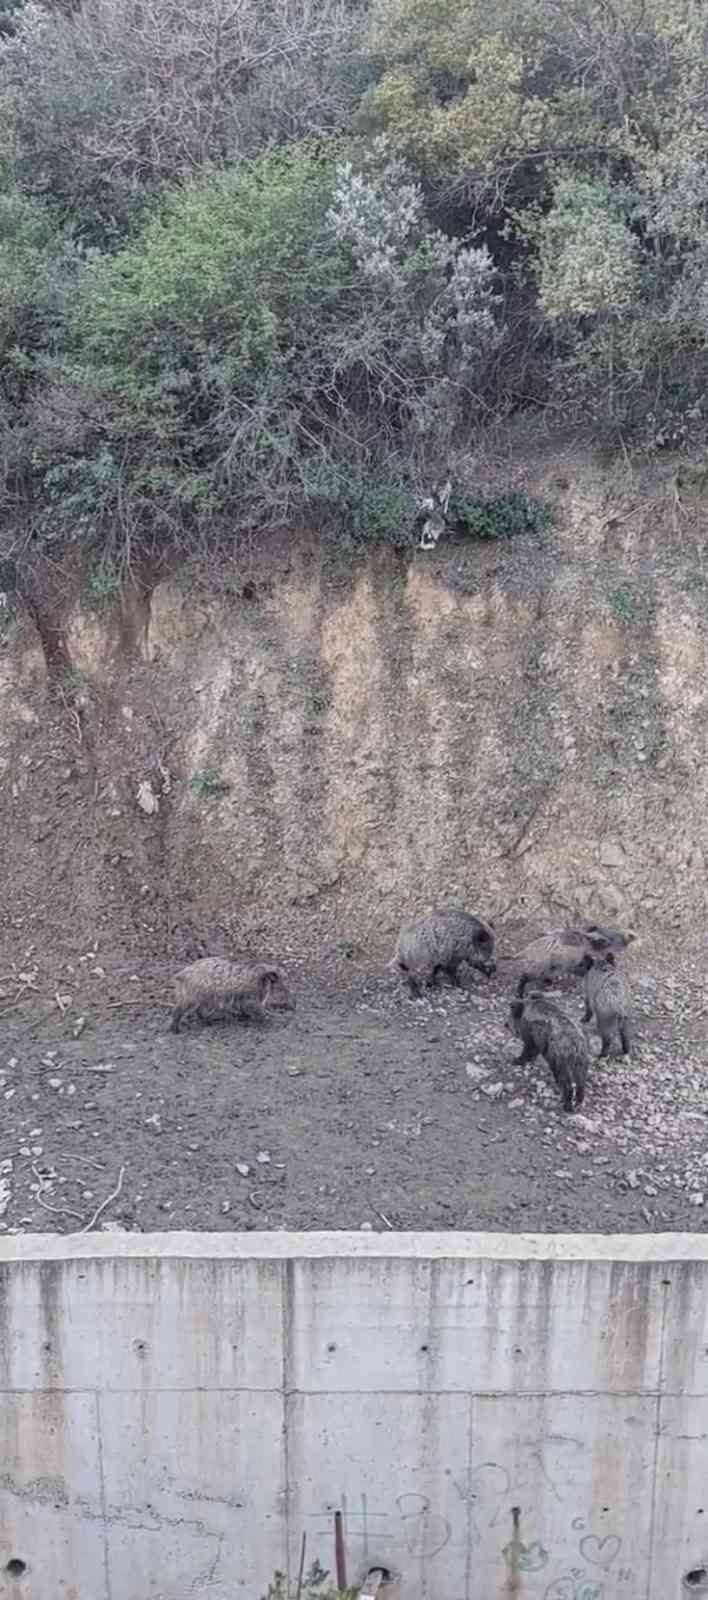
xmin=465 ymin=1064 xmax=488 ymax=1082
xmin=136 ymin=779 xmax=159 ymax=815
xmin=360 ymin=1221 xmax=373 ymax=1231
xmin=236 ymin=1162 xmax=250 ymax=1178
xmin=256 ymin=1150 xmax=271 ymax=1165
xmin=481 ymin=1081 xmax=504 ymax=1100
xmin=689 ymin=1191 xmax=705 ymax=1207
xmin=626 ymin=1170 xmax=640 ymax=1189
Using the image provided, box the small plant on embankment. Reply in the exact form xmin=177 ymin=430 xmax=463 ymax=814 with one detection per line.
xmin=261 ymin=1563 xmax=359 ymax=1600
xmin=188 ymin=767 xmax=230 ymax=799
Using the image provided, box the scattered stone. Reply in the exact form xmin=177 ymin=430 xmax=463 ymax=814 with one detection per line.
xmin=465 ymin=1063 xmax=488 ymax=1082
xmin=136 ymin=779 xmax=159 ymax=815
xmin=256 ymin=1150 xmax=271 ymax=1165
xmin=600 ymin=841 xmax=625 ymax=869
xmin=236 ymin=1163 xmax=250 ymax=1178
xmin=690 ymin=1192 xmax=705 ymax=1207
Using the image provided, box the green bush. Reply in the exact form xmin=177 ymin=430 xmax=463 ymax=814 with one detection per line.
xmin=448 ymin=488 xmax=552 ymax=539
xmin=189 ymin=768 xmax=230 ymax=799
xmin=26 ymin=143 xmax=503 ymax=555
xmin=3 ymin=0 xmax=708 ymax=564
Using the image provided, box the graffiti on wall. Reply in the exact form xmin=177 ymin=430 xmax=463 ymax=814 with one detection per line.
xmin=306 ymin=1433 xmax=630 ymax=1596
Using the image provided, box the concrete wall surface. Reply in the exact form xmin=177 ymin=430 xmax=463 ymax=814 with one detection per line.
xmin=0 ymin=1231 xmax=707 ymax=1600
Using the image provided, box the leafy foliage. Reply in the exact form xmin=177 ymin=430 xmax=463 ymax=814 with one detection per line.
xmin=449 ymin=488 xmax=552 ymax=539
xmin=261 ymin=1563 xmax=359 ymax=1600
xmin=2 ymin=0 xmax=708 ymax=569
xmin=21 ymin=143 xmax=504 ymax=550
xmin=189 ymin=768 xmax=230 ymax=799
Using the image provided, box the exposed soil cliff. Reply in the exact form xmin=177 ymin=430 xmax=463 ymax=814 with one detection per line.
xmin=1 ymin=438 xmax=707 ymax=972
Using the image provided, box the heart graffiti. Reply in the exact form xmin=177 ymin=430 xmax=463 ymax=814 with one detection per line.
xmin=544 ymin=1580 xmax=605 ymax=1600
xmin=579 ymin=1535 xmax=621 ymax=1567
xmin=502 ymin=1538 xmax=549 ymax=1572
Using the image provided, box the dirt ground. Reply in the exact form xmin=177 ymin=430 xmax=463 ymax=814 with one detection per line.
xmin=1 ymin=948 xmax=707 ymax=1236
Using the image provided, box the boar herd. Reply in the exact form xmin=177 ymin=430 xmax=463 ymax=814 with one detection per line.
xmin=394 ymin=907 xmax=635 ymax=1112
xmin=169 ymin=907 xmax=635 ymax=1114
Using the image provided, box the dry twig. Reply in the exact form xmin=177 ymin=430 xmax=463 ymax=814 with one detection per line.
xmin=80 ymin=1164 xmax=125 ymax=1233
xmin=31 ymin=1164 xmax=84 ymax=1222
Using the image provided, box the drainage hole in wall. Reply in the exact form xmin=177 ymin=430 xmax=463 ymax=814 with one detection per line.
xmin=5 ymin=1559 xmax=27 ymax=1578
xmin=684 ymin=1567 xmax=708 ymax=1590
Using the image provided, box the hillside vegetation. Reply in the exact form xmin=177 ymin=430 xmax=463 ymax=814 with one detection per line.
xmin=1 ymin=0 xmax=708 ymax=579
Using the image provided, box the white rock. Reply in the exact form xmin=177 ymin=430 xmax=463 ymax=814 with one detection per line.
xmin=136 ymin=779 xmax=159 ymax=815
xmin=465 ymin=1064 xmax=488 ymax=1082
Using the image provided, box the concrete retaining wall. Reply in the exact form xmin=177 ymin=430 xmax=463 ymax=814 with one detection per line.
xmin=0 ymin=1232 xmax=707 ymax=1600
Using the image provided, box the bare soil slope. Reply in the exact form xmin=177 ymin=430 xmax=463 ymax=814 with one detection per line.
xmin=0 ymin=950 xmax=705 ymax=1237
